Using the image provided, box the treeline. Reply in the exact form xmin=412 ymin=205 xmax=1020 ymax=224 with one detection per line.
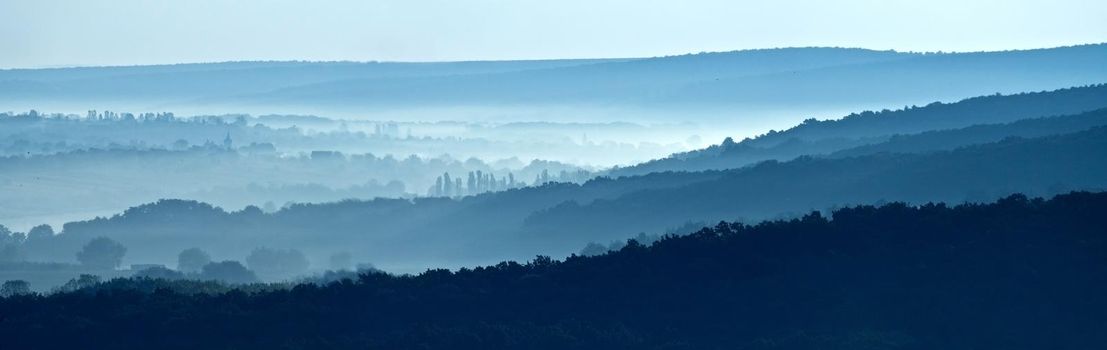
xmin=0 ymin=139 xmax=590 ymax=238
xmin=0 ymin=230 xmax=384 ymax=292
xmin=426 ymin=169 xmax=591 ymax=197
xmin=0 ymin=109 xmax=683 ymax=166
xmin=2 ymin=192 xmax=1105 ymax=349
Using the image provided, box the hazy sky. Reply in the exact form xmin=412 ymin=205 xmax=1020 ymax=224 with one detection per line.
xmin=1 ymin=0 xmax=1105 ymax=68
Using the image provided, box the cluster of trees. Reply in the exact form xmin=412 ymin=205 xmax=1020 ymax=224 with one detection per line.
xmin=2 ymin=231 xmax=130 ymax=271
xmin=135 ymin=246 xmax=324 ymax=283
xmin=1 ymin=229 xmax=333 ymax=292
xmin=1 ymin=224 xmax=58 ymax=263
xmin=0 ymin=108 xmax=674 ymax=166
xmin=1 ymin=192 xmax=1105 ymax=349
xmin=83 ymin=110 xmax=182 ymax=123
xmin=426 ymin=169 xmax=592 ymax=197
xmin=0 ymin=110 xmax=257 ymax=156
xmin=0 ymin=280 xmax=30 ymax=297
xmin=428 ymin=171 xmax=521 ymax=197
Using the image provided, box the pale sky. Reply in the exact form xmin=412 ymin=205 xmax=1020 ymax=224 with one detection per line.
xmin=1 ymin=0 xmax=1105 ymax=68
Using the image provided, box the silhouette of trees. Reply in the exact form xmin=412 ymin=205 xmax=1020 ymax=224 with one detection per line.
xmin=177 ymin=248 xmax=212 ymax=273
xmin=429 ymin=171 xmax=527 ymax=197
xmin=0 ymin=227 xmax=23 ymax=263
xmin=199 ymin=261 xmax=257 ymax=284
xmin=75 ymin=237 xmax=126 ymax=270
xmin=0 ymin=280 xmax=30 ymax=297
xmin=26 ymin=224 xmax=54 ymax=241
xmin=55 ymin=274 xmax=101 ymax=293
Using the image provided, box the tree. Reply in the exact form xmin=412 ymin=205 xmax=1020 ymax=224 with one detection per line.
xmin=431 ymin=176 xmax=444 ymax=197
xmin=26 ymin=224 xmax=54 ymax=241
xmin=76 ymin=237 xmax=126 ymax=270
xmin=442 ymin=172 xmax=453 ymax=196
xmin=246 ymin=248 xmax=309 ymax=281
xmin=467 ymin=172 xmax=477 ymax=195
xmin=0 ymin=225 xmax=25 ymax=263
xmin=57 ymin=274 xmax=101 ymax=293
xmin=0 ymin=280 xmax=31 ymax=297
xmin=19 ymin=224 xmax=55 ymax=261
xmin=199 ymin=261 xmax=258 ymax=284
xmin=177 ymin=248 xmax=212 ymax=273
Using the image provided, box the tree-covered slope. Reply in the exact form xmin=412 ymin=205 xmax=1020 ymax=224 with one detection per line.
xmin=828 ymin=107 xmax=1107 ymax=157
xmin=2 ymin=192 xmax=1106 ymax=349
xmin=612 ymin=83 xmax=1107 ymax=176
xmin=529 ymin=127 xmax=1107 ymax=238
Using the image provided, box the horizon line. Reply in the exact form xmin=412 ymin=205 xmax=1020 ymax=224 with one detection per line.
xmin=4 ymin=42 xmax=1104 ymax=71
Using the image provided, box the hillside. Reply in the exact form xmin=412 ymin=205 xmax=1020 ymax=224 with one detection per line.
xmin=828 ymin=108 xmax=1107 ymax=157
xmin=0 ymin=59 xmax=620 ymax=98
xmin=235 ymin=47 xmax=916 ymax=106
xmin=4 ymin=46 xmax=1106 ymax=117
xmin=528 ymin=127 xmax=1107 ymax=239
xmin=612 ymin=84 xmax=1107 ymax=176
xmin=3 ymin=192 xmax=1105 ymax=349
xmin=0 ymin=47 xmax=908 ymax=109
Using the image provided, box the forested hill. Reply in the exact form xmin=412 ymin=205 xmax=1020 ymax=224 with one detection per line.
xmin=611 ymin=83 xmax=1107 ymax=176
xmin=3 ymin=192 xmax=1106 ymax=349
xmin=827 ymin=107 xmax=1107 ymax=158
xmin=525 ymin=126 xmax=1107 ymax=238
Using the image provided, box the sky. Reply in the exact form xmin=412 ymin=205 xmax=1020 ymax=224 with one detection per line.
xmin=1 ymin=0 xmax=1105 ymax=68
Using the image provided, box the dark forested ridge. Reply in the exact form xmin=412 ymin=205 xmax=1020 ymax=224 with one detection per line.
xmin=526 ymin=126 xmax=1107 ymax=238
xmin=3 ymin=192 xmax=1106 ymax=349
xmin=612 ymin=84 xmax=1107 ymax=176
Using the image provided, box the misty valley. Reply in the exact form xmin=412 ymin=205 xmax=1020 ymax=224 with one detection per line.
xmin=2 ymin=43 xmax=1107 ymax=349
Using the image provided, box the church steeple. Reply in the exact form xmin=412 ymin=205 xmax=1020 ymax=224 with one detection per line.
xmin=223 ymin=132 xmax=233 ymax=149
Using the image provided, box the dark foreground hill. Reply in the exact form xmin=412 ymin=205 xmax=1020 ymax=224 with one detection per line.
xmin=2 ymin=192 xmax=1106 ymax=349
